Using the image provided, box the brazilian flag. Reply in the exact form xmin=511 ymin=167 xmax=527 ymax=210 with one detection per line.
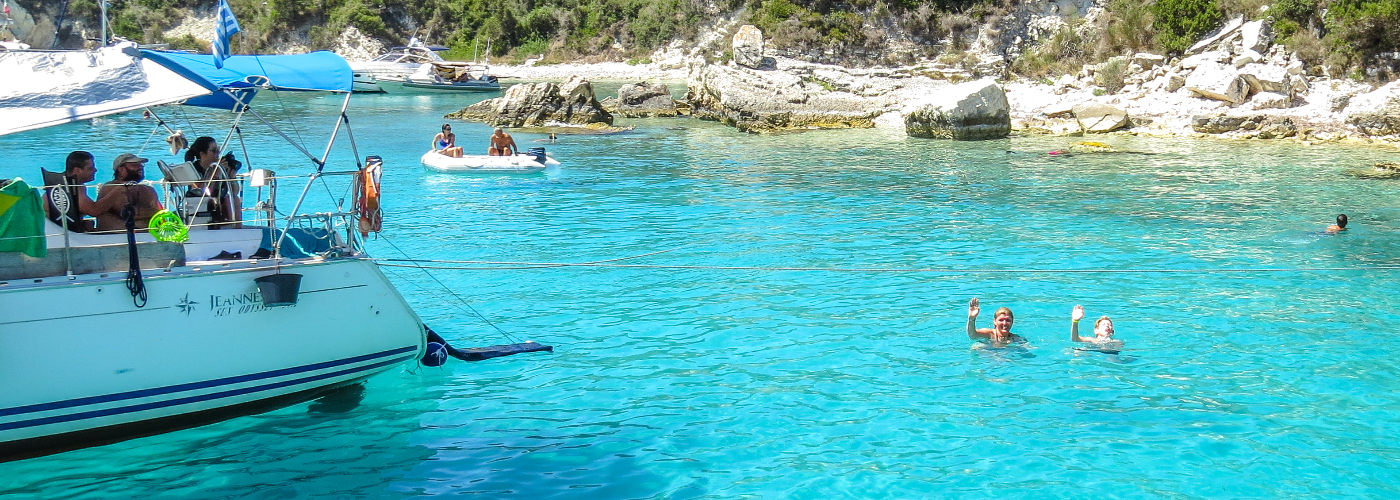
xmin=0 ymin=178 xmax=47 ymax=258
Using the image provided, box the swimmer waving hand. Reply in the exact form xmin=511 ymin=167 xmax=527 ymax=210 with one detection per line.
xmin=967 ymin=297 xmax=1026 ymax=347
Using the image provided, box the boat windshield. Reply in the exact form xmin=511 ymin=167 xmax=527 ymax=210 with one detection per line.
xmin=372 ymin=48 xmax=442 ymax=64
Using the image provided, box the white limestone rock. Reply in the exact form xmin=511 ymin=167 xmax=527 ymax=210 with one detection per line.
xmin=904 ymin=78 xmax=1011 ymax=140
xmin=732 ymin=25 xmax=765 ymax=69
xmin=1240 ymin=20 xmax=1273 ymax=53
xmin=1166 ymin=73 xmax=1187 ymax=92
xmin=1187 ymin=16 xmax=1245 ymax=55
xmin=1250 ymin=92 xmax=1291 ymax=110
xmin=1186 ymin=63 xmax=1248 ymax=105
xmin=1072 ymin=102 xmax=1130 ymax=133
xmin=1233 ymin=50 xmax=1262 ymax=68
xmin=1345 ymin=80 xmax=1400 ymax=136
xmin=1180 ymin=51 xmax=1230 ymax=70
xmin=1132 ymin=53 xmax=1165 ymax=70
xmin=1239 ymin=63 xmax=1290 ymax=95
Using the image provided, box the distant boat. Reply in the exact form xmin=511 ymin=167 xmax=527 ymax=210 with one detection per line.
xmin=348 ymin=38 xmax=447 ymax=93
xmin=384 ymin=62 xmax=501 ymax=93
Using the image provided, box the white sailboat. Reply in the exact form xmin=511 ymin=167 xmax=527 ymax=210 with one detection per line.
xmin=0 ymin=45 xmax=427 ymax=461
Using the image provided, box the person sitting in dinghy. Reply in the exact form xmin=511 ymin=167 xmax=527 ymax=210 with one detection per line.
xmin=967 ymin=297 xmax=1026 ymax=347
xmin=488 ymin=128 xmax=517 ymax=156
xmin=433 ymin=124 xmax=464 ymax=158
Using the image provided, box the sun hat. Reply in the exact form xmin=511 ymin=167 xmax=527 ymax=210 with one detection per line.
xmin=111 ymin=153 xmax=149 ymax=170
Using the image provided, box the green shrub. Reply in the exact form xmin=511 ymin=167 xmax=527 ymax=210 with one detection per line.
xmin=1323 ymin=0 xmax=1400 ymax=78
xmin=1150 ymin=0 xmax=1223 ymax=54
xmin=1095 ymin=56 xmax=1130 ymax=93
xmin=1097 ymin=0 xmax=1155 ymax=59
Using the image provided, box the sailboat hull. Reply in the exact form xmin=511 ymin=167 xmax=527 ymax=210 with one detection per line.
xmin=0 ymin=257 xmax=425 ymax=462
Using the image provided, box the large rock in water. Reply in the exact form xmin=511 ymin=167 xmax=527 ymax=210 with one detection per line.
xmin=903 ymin=79 xmax=1010 ymax=140
xmin=1345 ymin=80 xmax=1400 ymax=136
xmin=611 ymin=81 xmax=678 ymax=117
xmin=685 ymin=61 xmax=888 ymax=133
xmin=445 ymin=75 xmax=612 ymax=127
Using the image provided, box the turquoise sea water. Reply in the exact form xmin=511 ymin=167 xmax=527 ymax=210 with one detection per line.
xmin=4 ymin=88 xmax=1400 ymax=498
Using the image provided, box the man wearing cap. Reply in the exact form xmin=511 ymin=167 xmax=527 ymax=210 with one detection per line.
xmin=94 ymin=153 xmax=164 ymax=233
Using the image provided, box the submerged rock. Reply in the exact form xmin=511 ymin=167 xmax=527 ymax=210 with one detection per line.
xmin=445 ymin=75 xmax=613 ymax=127
xmin=903 ymin=78 xmax=1010 ymax=140
xmin=1191 ymin=113 xmax=1264 ymax=134
xmin=1345 ymin=162 xmax=1400 ymax=179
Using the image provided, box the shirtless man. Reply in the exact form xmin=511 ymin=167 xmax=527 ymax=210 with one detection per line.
xmin=488 ymin=127 xmax=517 ymax=156
xmin=94 ymin=153 xmax=164 ymax=232
xmin=967 ymin=297 xmax=1026 ymax=347
xmin=1326 ymin=214 xmax=1348 ymax=233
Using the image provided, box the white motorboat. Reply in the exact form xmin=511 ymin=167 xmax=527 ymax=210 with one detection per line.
xmin=382 ymin=62 xmax=500 ymax=93
xmin=421 ymin=148 xmax=560 ymax=174
xmin=347 ymin=38 xmax=446 ymax=92
xmin=0 ymin=45 xmax=428 ymax=461
xmin=352 ymin=72 xmax=385 ymax=93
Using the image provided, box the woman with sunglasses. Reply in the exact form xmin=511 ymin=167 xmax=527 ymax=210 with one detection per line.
xmin=432 ymin=124 xmax=464 ymax=157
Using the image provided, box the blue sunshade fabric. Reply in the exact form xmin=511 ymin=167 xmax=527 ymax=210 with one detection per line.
xmin=141 ymin=50 xmax=352 ymax=109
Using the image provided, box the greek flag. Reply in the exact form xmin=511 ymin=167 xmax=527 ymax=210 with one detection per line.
xmin=212 ymin=0 xmax=240 ymax=69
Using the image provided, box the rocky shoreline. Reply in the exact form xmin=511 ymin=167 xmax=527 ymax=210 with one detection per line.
xmin=479 ymin=23 xmax=1400 ymax=151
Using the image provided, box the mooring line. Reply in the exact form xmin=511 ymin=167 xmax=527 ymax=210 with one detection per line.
xmin=378 ymin=235 xmax=524 ymax=344
xmin=375 ymin=260 xmax=1400 ymax=275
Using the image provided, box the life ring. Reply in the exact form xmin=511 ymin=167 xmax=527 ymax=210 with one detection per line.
xmin=357 ymin=156 xmax=383 ymax=237
xmin=149 ymin=209 xmax=189 ymax=243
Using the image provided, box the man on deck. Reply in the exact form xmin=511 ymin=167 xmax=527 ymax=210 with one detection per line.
xmin=45 ymin=151 xmax=102 ymax=232
xmin=94 ymin=153 xmax=164 ymax=232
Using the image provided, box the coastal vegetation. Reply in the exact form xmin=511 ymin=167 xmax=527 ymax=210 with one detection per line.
xmin=59 ymin=0 xmax=1400 ymax=81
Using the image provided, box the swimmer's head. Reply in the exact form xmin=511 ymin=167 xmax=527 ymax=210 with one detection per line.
xmin=494 ymin=127 xmax=504 ymax=134
xmin=1337 ymin=214 xmax=1348 ymax=228
xmin=1094 ymin=316 xmax=1114 ymax=338
xmin=993 ymin=307 xmax=1014 ymax=330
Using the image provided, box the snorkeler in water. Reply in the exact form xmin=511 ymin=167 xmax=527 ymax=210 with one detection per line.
xmin=1070 ymin=304 xmax=1123 ymax=352
xmin=1326 ymin=214 xmax=1348 ymax=234
xmin=967 ymin=297 xmax=1026 ymax=347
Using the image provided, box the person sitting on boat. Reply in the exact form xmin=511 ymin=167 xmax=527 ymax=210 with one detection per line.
xmin=184 ymin=136 xmax=243 ymax=229
xmin=433 ymin=124 xmax=464 ymax=158
xmin=93 ymin=153 xmax=164 ymax=233
xmin=1070 ymin=305 xmax=1123 ymax=351
xmin=1326 ymin=214 xmax=1348 ymax=234
xmin=967 ymin=297 xmax=1026 ymax=347
xmin=488 ymin=128 xmax=517 ymax=156
xmin=44 ymin=151 xmax=101 ymax=232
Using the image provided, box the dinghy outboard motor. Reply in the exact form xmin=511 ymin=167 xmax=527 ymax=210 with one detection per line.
xmin=527 ymin=147 xmax=548 ymax=165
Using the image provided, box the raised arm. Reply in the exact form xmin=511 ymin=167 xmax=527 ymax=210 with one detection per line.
xmin=967 ymin=297 xmax=987 ymax=340
xmin=1070 ymin=304 xmax=1086 ymax=342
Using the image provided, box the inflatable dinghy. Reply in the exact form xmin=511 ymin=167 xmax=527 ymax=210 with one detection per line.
xmin=420 ymin=147 xmax=560 ymax=174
